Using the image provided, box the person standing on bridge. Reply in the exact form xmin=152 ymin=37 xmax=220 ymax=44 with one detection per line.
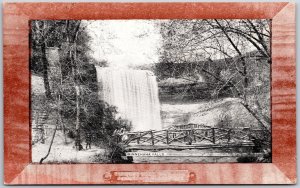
xmin=113 ymin=127 xmax=124 ymax=143
xmin=113 ymin=127 xmax=129 ymax=143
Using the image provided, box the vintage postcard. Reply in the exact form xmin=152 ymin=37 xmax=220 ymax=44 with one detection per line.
xmin=31 ymin=19 xmax=271 ymax=164
xmin=3 ymin=2 xmax=296 ymax=184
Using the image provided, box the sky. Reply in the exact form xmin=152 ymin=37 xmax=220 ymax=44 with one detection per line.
xmin=84 ymin=19 xmax=266 ymax=68
xmin=85 ymin=20 xmax=163 ymax=68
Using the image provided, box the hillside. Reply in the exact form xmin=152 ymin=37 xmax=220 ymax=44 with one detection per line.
xmin=161 ymin=98 xmax=260 ymax=129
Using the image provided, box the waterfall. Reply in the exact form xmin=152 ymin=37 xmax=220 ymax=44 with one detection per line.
xmin=96 ymin=67 xmax=162 ymax=131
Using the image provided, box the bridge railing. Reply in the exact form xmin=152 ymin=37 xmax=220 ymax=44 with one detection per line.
xmin=122 ymin=127 xmax=265 ymax=146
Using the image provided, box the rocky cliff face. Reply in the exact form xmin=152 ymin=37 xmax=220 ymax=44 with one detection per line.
xmin=158 ymin=79 xmax=231 ymax=102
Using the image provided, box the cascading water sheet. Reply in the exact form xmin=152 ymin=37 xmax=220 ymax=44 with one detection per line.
xmin=96 ymin=67 xmax=162 ymax=131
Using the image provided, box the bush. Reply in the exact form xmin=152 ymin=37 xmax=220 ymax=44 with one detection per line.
xmin=237 ymin=156 xmax=258 ymax=163
xmin=67 ymin=130 xmax=76 ymax=139
xmin=80 ymin=97 xmax=133 ymax=163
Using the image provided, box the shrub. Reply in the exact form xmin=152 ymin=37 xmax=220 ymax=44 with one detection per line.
xmin=80 ymin=97 xmax=133 ymax=163
xmin=237 ymin=156 xmax=258 ymax=163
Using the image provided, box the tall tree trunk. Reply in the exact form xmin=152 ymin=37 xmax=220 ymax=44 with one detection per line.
xmin=57 ymin=93 xmax=67 ymax=144
xmin=57 ymin=55 xmax=67 ymax=144
xmin=214 ymin=19 xmax=248 ymax=88
xmin=75 ymin=86 xmax=80 ymax=131
xmin=39 ymin=113 xmax=59 ymax=164
xmin=75 ymin=84 xmax=81 ymax=150
xmin=64 ymin=20 xmax=82 ymax=150
xmin=72 ymin=21 xmax=82 ymax=150
xmin=70 ymin=43 xmax=82 ymax=150
xmin=41 ymin=42 xmax=53 ymax=100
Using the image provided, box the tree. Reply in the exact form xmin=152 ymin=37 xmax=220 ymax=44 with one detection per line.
xmin=31 ymin=21 xmax=54 ymax=100
xmin=31 ymin=20 xmax=88 ymax=154
xmin=204 ymin=19 xmax=271 ymax=131
xmin=158 ymin=19 xmax=271 ymax=132
xmin=31 ymin=20 xmax=133 ymax=163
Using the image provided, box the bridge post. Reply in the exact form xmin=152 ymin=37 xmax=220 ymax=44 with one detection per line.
xmin=212 ymin=128 xmax=216 ymax=144
xmin=150 ymin=131 xmax=154 ymax=145
xmin=166 ymin=130 xmax=169 ymax=145
xmin=137 ymin=133 xmax=140 ymax=144
xmin=192 ymin=129 xmax=196 ymax=142
xmin=227 ymin=129 xmax=231 ymax=143
xmin=245 ymin=128 xmax=251 ymax=141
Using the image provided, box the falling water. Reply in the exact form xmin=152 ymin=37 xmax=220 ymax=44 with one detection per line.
xmin=96 ymin=67 xmax=162 ymax=131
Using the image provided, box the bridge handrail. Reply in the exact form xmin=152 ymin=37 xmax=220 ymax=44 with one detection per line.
xmin=126 ymin=127 xmax=264 ymax=135
xmin=122 ymin=126 xmax=265 ymax=146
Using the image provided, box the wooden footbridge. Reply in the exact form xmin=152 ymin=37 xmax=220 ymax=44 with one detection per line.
xmin=120 ymin=124 xmax=266 ymax=153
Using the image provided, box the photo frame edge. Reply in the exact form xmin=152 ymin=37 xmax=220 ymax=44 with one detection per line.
xmin=3 ymin=2 xmax=296 ymax=185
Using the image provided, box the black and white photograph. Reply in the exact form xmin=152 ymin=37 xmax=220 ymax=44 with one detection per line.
xmin=31 ymin=19 xmax=271 ymax=164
